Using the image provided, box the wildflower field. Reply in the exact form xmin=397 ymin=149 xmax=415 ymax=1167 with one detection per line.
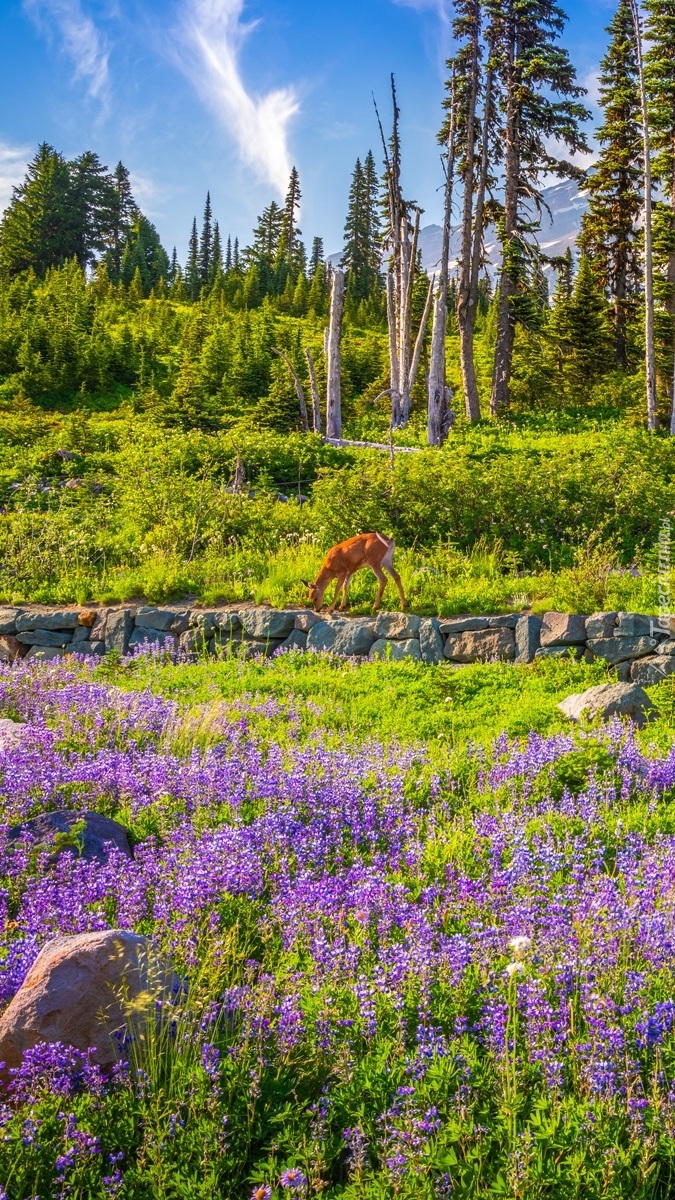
xmin=3 ymin=650 xmax=675 ymax=1198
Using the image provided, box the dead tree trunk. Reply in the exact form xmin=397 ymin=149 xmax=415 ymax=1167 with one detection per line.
xmin=376 ymin=77 xmax=430 ymax=430
xmin=462 ymin=66 xmax=494 ymax=424
xmin=305 ymin=348 xmax=322 ymax=434
xmin=326 ymin=268 xmax=344 ymax=439
xmin=490 ymin=31 xmax=519 ymax=417
xmin=428 ymin=72 xmax=456 ymax=446
xmin=272 ymin=347 xmax=309 ymax=431
xmin=630 ymin=0 xmax=658 ymax=431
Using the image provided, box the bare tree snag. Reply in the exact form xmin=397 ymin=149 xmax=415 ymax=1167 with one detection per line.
xmin=428 ymin=70 xmax=456 ymax=446
xmin=305 ymin=347 xmax=322 ymax=434
xmin=272 ymin=347 xmax=309 ymax=431
xmin=326 ymin=267 xmax=344 ymax=439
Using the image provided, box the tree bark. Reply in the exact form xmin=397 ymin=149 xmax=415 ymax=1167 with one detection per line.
xmin=491 ymin=29 xmax=519 ymax=417
xmin=325 ymin=268 xmax=344 ymax=439
xmin=462 ymin=66 xmax=493 ymax=424
xmin=428 ymin=73 xmax=455 ymax=446
xmin=305 ymin=347 xmax=322 ymax=434
xmin=630 ymin=0 xmax=657 ymax=430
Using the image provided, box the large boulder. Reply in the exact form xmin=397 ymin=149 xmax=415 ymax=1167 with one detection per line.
xmin=657 ymin=638 xmax=675 ymax=656
xmin=630 ymin=656 xmax=675 ymax=686
xmin=585 ymin=612 xmax=618 ymax=640
xmin=333 ymin=621 xmax=376 ymax=657
xmin=7 ymin=810 xmax=132 ymax=864
xmin=614 ymin=612 xmax=654 ymax=637
xmin=515 ymin=615 xmax=541 ymax=664
xmin=104 ymin=610 xmax=134 ymax=655
xmin=295 ymin=611 xmax=323 ymax=632
xmin=558 ymin=682 xmax=658 ymax=727
xmin=540 ymin=612 xmax=587 ymax=646
xmin=24 ymin=646 xmax=66 ymax=663
xmin=419 ymin=618 xmax=444 ymax=665
xmin=128 ymin=627 xmax=176 ymax=650
xmin=135 ymin=607 xmax=190 ymax=634
xmin=444 ymin=627 xmax=515 ymax=663
xmin=586 ymin=635 xmax=657 ymax=664
xmin=16 ymin=629 xmax=73 ymax=648
xmin=0 ymin=930 xmax=178 ymax=1077
xmin=307 ymin=620 xmax=338 ymax=653
xmin=15 ymin=609 xmax=81 ymax=632
xmin=239 ymin=609 xmax=296 ymax=640
xmin=438 ymin=616 xmax=489 ymax=634
xmin=369 ymin=637 xmax=421 ymax=662
xmin=280 ymin=630 xmax=308 ymax=652
xmin=372 ymin=612 xmax=421 ymax=640
xmin=0 ymin=609 xmax=20 ymax=635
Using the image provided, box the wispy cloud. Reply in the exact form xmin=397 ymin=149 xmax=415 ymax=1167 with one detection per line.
xmin=177 ymin=0 xmax=299 ymax=197
xmin=391 ymin=0 xmax=452 ymax=24
xmin=0 ymin=139 xmax=31 ymax=216
xmin=23 ymin=0 xmax=110 ymax=108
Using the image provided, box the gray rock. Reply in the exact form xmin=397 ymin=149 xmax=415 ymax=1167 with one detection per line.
xmin=419 ymin=618 xmax=444 ymax=664
xmin=0 ymin=718 xmax=28 ymax=750
xmin=8 ymin=810 xmax=132 ymax=864
xmin=241 ymin=639 xmax=284 ymax=659
xmin=540 ymin=612 xmax=587 ymax=646
xmin=558 ymin=682 xmax=658 ymax=727
xmin=333 ymin=621 xmax=377 ymax=657
xmin=128 ymin=627 xmax=176 ymax=649
xmin=179 ymin=628 xmax=211 ymax=655
xmin=0 ymin=608 xmax=20 ymax=634
xmin=535 ymin=645 xmax=583 ymax=659
xmin=280 ymin=630 xmax=308 ymax=651
xmin=188 ymin=611 xmax=219 ymax=635
xmin=71 ymin=626 xmax=90 ymax=644
xmin=438 ymin=617 xmax=490 ymax=634
xmin=372 ymin=612 xmax=421 ymax=640
xmin=16 ymin=629 xmax=73 ymax=647
xmin=239 ymin=609 xmax=296 ymax=639
xmin=587 ymin=635 xmax=657 ymax=664
xmin=515 ymin=615 xmax=542 ymax=663
xmin=369 ymin=638 xmax=422 ymax=662
xmin=657 ymin=638 xmax=675 ymax=655
xmin=15 ymin=609 xmax=81 ymax=632
xmin=85 ymin=641 xmax=105 ymax=657
xmin=630 ymin=656 xmax=675 ymax=685
xmin=307 ymin=621 xmax=338 ymax=653
xmin=295 ymin=611 xmax=323 ymax=632
xmin=105 ymin=609 xmax=134 ymax=654
xmin=585 ymin=612 xmax=618 ymax=640
xmin=90 ymin=610 xmax=108 ymax=642
xmin=135 ymin=607 xmax=189 ymax=633
xmin=444 ymin=627 xmax=515 ymax=663
xmin=0 ymin=635 xmax=27 ymax=663
xmin=213 ymin=611 xmax=242 ymax=633
xmin=24 ymin=646 xmax=66 ymax=663
xmin=615 ymin=661 xmax=633 ymax=682
xmin=488 ymin=614 xmax=518 ymax=628
xmin=614 ymin=612 xmax=654 ymax=637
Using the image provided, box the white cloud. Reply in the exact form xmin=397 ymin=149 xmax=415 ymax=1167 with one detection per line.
xmin=177 ymin=0 xmax=299 ymax=197
xmin=0 ymin=140 xmax=31 ymax=216
xmin=23 ymin=0 xmax=110 ymax=108
xmin=391 ymin=0 xmax=451 ymax=25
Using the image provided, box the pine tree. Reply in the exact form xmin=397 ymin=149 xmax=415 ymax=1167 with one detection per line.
xmin=563 ymin=254 xmax=614 ymax=391
xmin=233 ymin=237 xmax=240 ymax=273
xmin=579 ymin=0 xmax=642 ymax=368
xmin=199 ymin=192 xmax=213 ymax=288
xmin=645 ymin=0 xmax=675 ymax=423
xmin=342 ymin=154 xmax=381 ymax=302
xmin=119 ymin=214 xmax=170 ymax=296
xmin=225 ymin=235 xmax=233 ymax=273
xmin=279 ymin=168 xmax=303 ymax=274
xmin=488 ymin=0 xmax=590 ymax=413
xmin=210 ymin=221 xmax=223 ymax=287
xmin=169 ymin=247 xmax=178 ymax=286
xmin=107 ymin=162 xmax=137 ymax=280
xmin=0 ymin=144 xmax=76 ymax=276
xmin=186 ymin=218 xmax=200 ymax=301
xmin=310 ymin=237 xmax=324 ymax=276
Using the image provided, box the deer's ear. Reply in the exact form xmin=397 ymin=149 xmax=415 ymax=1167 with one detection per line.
xmin=300 ymin=579 xmax=311 ymax=588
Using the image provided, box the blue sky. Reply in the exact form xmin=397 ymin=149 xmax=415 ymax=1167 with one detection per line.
xmin=0 ymin=0 xmax=614 ymax=261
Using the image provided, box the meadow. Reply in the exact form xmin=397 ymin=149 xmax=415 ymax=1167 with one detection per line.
xmin=3 ymin=647 xmax=675 ymax=1197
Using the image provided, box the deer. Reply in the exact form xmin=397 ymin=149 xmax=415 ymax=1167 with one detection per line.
xmin=302 ymin=533 xmax=406 ymax=614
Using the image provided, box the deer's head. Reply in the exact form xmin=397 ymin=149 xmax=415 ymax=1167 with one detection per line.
xmin=302 ymin=579 xmax=325 ymax=613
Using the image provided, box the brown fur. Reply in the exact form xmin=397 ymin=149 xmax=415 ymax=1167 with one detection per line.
xmin=304 ymin=533 xmax=406 ymax=614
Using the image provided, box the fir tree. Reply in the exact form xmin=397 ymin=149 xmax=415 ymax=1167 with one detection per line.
xmin=278 ymin=167 xmax=303 ymax=275
xmin=225 ymin=236 xmax=233 ymax=273
xmin=199 ymin=192 xmax=213 ymax=288
xmin=210 ymin=221 xmax=223 ymax=287
xmin=107 ymin=162 xmax=137 ymax=280
xmin=488 ymin=0 xmax=590 ymax=413
xmin=310 ymin=237 xmax=324 ymax=276
xmin=186 ymin=218 xmax=200 ymax=301
xmin=579 ymin=0 xmax=642 ymax=368
xmin=563 ymin=254 xmax=614 ymax=390
xmin=645 ymin=0 xmax=675 ymax=417
xmin=233 ymin=237 xmax=240 ymax=273
xmin=342 ymin=154 xmax=381 ymax=302
xmin=119 ymin=214 xmax=170 ymax=296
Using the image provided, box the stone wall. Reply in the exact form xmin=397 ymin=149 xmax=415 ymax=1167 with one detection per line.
xmin=0 ymin=605 xmax=674 ymax=683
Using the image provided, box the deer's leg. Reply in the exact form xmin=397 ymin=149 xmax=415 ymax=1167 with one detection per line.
xmin=326 ymin=573 xmax=347 ymax=614
xmin=385 ymin=565 xmax=407 ymax=610
xmin=371 ymin=565 xmax=387 ymax=612
xmin=338 ymin=574 xmax=353 ymax=611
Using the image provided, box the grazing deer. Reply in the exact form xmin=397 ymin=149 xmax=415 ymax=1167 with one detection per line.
xmin=303 ymin=533 xmax=406 ymax=614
